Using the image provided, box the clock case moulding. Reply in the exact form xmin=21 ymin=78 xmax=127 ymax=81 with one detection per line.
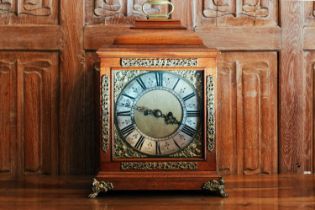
xmin=90 ymin=20 xmax=227 ymax=198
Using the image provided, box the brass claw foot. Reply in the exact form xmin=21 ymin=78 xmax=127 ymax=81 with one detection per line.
xmin=202 ymin=177 xmax=228 ymax=198
xmin=88 ymin=178 xmax=114 ymax=198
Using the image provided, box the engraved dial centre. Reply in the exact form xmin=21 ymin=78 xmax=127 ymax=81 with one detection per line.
xmin=134 ymin=89 xmax=183 ymax=139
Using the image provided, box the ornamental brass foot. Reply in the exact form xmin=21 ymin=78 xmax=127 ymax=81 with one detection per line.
xmin=88 ymin=178 xmax=114 ymax=198
xmin=202 ymin=177 xmax=228 ymax=198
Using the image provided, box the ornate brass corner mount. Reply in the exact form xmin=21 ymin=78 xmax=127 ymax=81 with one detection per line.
xmin=88 ymin=178 xmax=114 ymax=198
xmin=202 ymin=177 xmax=228 ymax=198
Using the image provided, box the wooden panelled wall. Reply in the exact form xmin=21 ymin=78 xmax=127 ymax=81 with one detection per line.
xmin=0 ymin=0 xmax=314 ymax=177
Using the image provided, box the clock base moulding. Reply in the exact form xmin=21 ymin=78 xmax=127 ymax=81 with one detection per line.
xmin=89 ymin=172 xmax=228 ymax=198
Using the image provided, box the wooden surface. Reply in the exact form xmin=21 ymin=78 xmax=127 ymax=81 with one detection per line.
xmin=0 ymin=0 xmax=314 ymax=176
xmin=0 ymin=175 xmax=315 ymax=210
xmin=280 ymin=1 xmax=311 ymax=174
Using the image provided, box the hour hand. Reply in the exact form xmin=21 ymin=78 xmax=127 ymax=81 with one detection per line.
xmin=165 ymin=112 xmax=181 ymax=125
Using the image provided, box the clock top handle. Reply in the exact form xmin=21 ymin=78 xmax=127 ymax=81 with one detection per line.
xmin=142 ymin=0 xmax=175 ymax=20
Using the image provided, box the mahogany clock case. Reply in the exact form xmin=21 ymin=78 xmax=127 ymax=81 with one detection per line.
xmin=90 ymin=23 xmax=226 ymax=197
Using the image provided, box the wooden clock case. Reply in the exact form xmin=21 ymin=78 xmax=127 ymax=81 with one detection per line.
xmin=89 ymin=20 xmax=227 ymax=198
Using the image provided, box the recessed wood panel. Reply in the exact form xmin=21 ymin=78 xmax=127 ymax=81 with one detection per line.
xmin=0 ymin=0 xmax=58 ymax=24
xmin=217 ymin=52 xmax=278 ymax=175
xmin=0 ymin=52 xmax=59 ymax=176
xmin=195 ymin=0 xmax=278 ymax=28
xmin=0 ymin=60 xmax=16 ymax=177
xmin=305 ymin=51 xmax=315 ymax=173
xmin=24 ymin=70 xmax=42 ymax=173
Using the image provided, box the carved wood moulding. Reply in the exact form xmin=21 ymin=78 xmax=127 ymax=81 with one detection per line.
xmin=217 ymin=52 xmax=277 ymax=175
xmin=0 ymin=0 xmax=57 ymax=25
xmin=0 ymin=0 xmax=13 ymax=14
xmin=304 ymin=1 xmax=315 ymax=26
xmin=196 ymin=0 xmax=278 ymax=27
xmin=0 ymin=0 xmax=52 ymax=16
xmin=88 ymin=0 xmax=170 ymax=25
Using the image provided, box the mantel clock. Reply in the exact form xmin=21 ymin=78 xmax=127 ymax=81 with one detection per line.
xmin=89 ymin=1 xmax=227 ymax=198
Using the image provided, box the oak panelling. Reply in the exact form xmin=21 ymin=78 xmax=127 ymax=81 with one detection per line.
xmin=0 ymin=26 xmax=60 ymax=50
xmin=22 ymin=58 xmax=59 ymax=175
xmin=84 ymin=52 xmax=99 ymax=175
xmin=194 ymin=0 xmax=278 ymax=28
xmin=59 ymin=0 xmax=86 ymax=175
xmin=196 ymin=27 xmax=281 ymax=50
xmin=280 ymin=1 xmax=307 ymax=173
xmin=0 ymin=52 xmax=59 ymax=177
xmin=304 ymin=1 xmax=315 ymax=26
xmin=304 ymin=28 xmax=315 ymax=50
xmin=305 ymin=52 xmax=315 ymax=173
xmin=0 ymin=60 xmax=16 ymax=177
xmin=172 ymin=0 xmax=193 ymax=29
xmin=0 ymin=0 xmax=58 ymax=25
xmin=217 ymin=61 xmax=237 ymax=175
xmin=217 ymin=52 xmax=277 ymax=175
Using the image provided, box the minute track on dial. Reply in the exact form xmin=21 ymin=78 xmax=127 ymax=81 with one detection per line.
xmin=115 ymin=71 xmax=201 ymax=157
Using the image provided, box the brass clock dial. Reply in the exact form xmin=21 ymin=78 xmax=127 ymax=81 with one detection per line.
xmin=115 ymin=71 xmax=201 ymax=156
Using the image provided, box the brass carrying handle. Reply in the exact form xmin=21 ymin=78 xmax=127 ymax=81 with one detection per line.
xmin=142 ymin=0 xmax=175 ymax=19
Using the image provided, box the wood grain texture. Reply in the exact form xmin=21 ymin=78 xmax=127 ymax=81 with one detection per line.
xmin=1 ymin=175 xmax=315 ymax=210
xmin=0 ymin=26 xmax=61 ymax=50
xmin=172 ymin=0 xmax=193 ymax=30
xmin=304 ymin=28 xmax=315 ymax=50
xmin=84 ymin=52 xmax=100 ymax=175
xmin=84 ymin=26 xmax=281 ymax=51
xmin=0 ymin=52 xmax=59 ymax=177
xmin=59 ymin=0 xmax=87 ymax=175
xmin=280 ymin=1 xmax=307 ymax=173
xmin=305 ymin=51 xmax=315 ymax=173
xmin=217 ymin=52 xmax=278 ymax=175
xmin=0 ymin=60 xmax=16 ymax=177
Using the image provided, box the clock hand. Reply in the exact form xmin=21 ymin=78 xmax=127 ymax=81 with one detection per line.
xmin=134 ymin=106 xmax=181 ymax=125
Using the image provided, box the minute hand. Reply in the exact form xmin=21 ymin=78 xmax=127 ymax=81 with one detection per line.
xmin=134 ymin=106 xmax=181 ymax=125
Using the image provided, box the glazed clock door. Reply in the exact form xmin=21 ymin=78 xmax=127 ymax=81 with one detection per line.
xmin=112 ymin=70 xmax=204 ymax=159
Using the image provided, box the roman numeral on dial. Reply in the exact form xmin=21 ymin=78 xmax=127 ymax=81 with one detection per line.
xmin=120 ymin=124 xmax=135 ymax=137
xmin=135 ymin=136 xmax=145 ymax=150
xmin=181 ymin=125 xmax=197 ymax=137
xmin=122 ymin=93 xmax=135 ymax=100
xmin=186 ymin=111 xmax=200 ymax=118
xmin=172 ymin=78 xmax=180 ymax=90
xmin=136 ymin=78 xmax=147 ymax=90
xmin=183 ymin=92 xmax=196 ymax=101
xmin=173 ymin=139 xmax=182 ymax=150
xmin=155 ymin=72 xmax=163 ymax=86
xmin=117 ymin=111 xmax=131 ymax=117
xmin=156 ymin=142 xmax=162 ymax=155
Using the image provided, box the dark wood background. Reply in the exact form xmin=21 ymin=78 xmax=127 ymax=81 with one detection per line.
xmin=0 ymin=0 xmax=314 ymax=177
